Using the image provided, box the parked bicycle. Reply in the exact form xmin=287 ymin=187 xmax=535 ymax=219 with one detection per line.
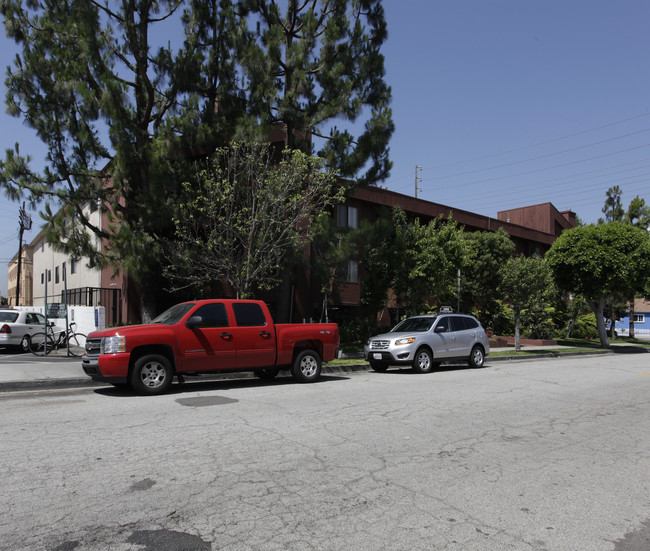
xmin=29 ymin=322 xmax=87 ymax=357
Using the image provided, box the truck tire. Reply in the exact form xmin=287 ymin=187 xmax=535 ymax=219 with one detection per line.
xmin=131 ymin=354 xmax=173 ymax=395
xmin=255 ymin=366 xmax=280 ymax=381
xmin=291 ymin=349 xmax=322 ymax=383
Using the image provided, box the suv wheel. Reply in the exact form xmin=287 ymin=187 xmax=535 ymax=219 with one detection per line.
xmin=468 ymin=345 xmax=485 ymax=368
xmin=412 ymin=348 xmax=434 ymax=374
xmin=369 ymin=361 xmax=388 ymax=372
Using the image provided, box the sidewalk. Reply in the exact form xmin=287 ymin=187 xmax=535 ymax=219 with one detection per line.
xmin=0 ymin=343 xmax=645 ymax=393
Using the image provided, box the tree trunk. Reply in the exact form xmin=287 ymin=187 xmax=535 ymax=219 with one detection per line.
xmin=514 ymin=308 xmax=521 ymax=351
xmin=139 ymin=273 xmax=160 ymax=324
xmin=591 ymin=298 xmax=610 ymax=348
xmin=629 ymin=295 xmax=636 ymax=338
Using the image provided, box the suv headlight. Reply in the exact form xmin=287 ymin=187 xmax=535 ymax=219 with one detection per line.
xmin=395 ymin=337 xmax=416 ymax=346
xmin=102 ymin=335 xmax=126 ymax=354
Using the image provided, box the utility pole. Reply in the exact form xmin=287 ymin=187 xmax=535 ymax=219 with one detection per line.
xmin=15 ymin=202 xmax=32 ymax=306
xmin=415 ymin=165 xmax=422 ymax=198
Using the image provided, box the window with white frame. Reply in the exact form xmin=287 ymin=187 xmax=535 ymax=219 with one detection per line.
xmin=633 ymin=314 xmax=645 ymax=323
xmin=336 ymin=205 xmax=359 ymax=229
xmin=345 ymin=260 xmax=359 ymax=283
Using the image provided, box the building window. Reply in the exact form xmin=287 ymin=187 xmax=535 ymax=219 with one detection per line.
xmin=70 ymin=259 xmax=77 ymax=274
xmin=41 ymin=273 xmax=44 ymax=284
xmin=55 ymin=266 xmax=60 ymax=284
xmin=62 ymin=261 xmax=66 ymax=280
xmin=47 ymin=270 xmax=51 ymax=282
xmin=336 ymin=205 xmax=358 ymax=229
xmin=345 ymin=260 xmax=359 ymax=283
xmin=41 ymin=240 xmax=45 ymax=252
xmin=633 ymin=314 xmax=645 ymax=324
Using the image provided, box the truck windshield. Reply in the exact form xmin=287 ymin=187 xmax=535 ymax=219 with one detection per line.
xmin=391 ymin=316 xmax=436 ymax=333
xmin=152 ymin=303 xmax=195 ymax=325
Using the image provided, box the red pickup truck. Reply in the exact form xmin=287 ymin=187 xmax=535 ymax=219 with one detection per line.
xmin=82 ymin=299 xmax=339 ymax=395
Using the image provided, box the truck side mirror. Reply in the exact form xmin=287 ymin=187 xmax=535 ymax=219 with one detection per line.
xmin=186 ymin=316 xmax=203 ymax=329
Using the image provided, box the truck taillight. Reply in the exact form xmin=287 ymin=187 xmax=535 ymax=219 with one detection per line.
xmin=0 ymin=324 xmax=11 ymax=334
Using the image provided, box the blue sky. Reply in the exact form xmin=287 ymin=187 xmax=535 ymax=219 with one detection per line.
xmin=2 ymin=1 xmax=650 ymax=296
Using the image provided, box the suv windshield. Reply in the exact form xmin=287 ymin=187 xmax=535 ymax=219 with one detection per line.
xmin=391 ymin=316 xmax=436 ymax=333
xmin=152 ymin=303 xmax=195 ymax=325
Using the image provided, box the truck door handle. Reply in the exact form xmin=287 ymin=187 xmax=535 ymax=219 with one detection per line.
xmin=259 ymin=331 xmax=271 ymax=339
xmin=220 ymin=332 xmax=233 ymax=341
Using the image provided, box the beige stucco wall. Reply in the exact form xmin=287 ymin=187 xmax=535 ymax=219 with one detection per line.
xmin=31 ymin=205 xmax=103 ymax=307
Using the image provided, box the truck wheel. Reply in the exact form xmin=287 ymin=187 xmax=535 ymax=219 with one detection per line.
xmin=131 ymin=354 xmax=173 ymax=395
xmin=291 ymin=349 xmax=322 ymax=383
xmin=369 ymin=361 xmax=388 ymax=372
xmin=255 ymin=366 xmax=280 ymax=381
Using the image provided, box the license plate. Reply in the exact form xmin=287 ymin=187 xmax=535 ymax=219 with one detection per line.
xmin=373 ymin=353 xmax=382 ymax=360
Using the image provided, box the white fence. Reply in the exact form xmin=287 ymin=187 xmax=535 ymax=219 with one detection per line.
xmin=614 ymin=326 xmax=650 ymax=338
xmin=14 ymin=305 xmax=106 ymax=344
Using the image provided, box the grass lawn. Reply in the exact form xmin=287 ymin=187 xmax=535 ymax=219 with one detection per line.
xmin=324 ymin=337 xmax=649 ymax=366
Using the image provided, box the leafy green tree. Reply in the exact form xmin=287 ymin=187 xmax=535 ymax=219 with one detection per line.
xmin=546 ymin=223 xmax=650 ymax=347
xmin=598 ymin=187 xmax=650 ymax=336
xmin=165 ymin=142 xmax=341 ymax=298
xmin=393 ymin=213 xmax=464 ymax=316
xmin=459 ymin=228 xmax=515 ymax=331
xmin=499 ymin=255 xmax=554 ymax=351
xmin=308 ymin=210 xmax=361 ymax=321
xmin=239 ymin=0 xmax=393 ymax=185
xmin=356 ymin=210 xmax=396 ymax=325
xmin=598 ymin=185 xmax=625 ymax=224
xmin=626 ymin=195 xmax=650 ymax=229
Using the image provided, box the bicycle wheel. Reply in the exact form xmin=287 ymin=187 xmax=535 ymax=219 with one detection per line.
xmin=66 ymin=333 xmax=87 ymax=357
xmin=29 ymin=332 xmax=57 ymax=356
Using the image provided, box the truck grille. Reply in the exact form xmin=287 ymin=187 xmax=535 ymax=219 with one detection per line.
xmin=85 ymin=337 xmax=102 ymax=357
xmin=370 ymin=340 xmax=390 ymax=350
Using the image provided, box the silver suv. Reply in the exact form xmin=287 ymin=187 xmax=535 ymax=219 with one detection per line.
xmin=364 ymin=313 xmax=490 ymax=373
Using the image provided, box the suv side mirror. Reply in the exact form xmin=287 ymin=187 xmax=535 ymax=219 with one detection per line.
xmin=434 ymin=325 xmax=446 ymax=334
xmin=186 ymin=315 xmax=203 ymax=329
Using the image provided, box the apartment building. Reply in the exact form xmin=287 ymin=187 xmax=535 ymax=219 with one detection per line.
xmin=9 ymin=184 xmax=576 ymax=326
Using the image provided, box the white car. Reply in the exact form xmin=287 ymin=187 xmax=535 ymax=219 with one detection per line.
xmin=0 ymin=310 xmax=62 ymax=352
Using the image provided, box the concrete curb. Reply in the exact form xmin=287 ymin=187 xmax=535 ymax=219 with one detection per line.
xmin=1 ymin=347 xmax=647 ymax=393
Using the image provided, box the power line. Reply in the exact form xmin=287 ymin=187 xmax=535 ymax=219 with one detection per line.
xmin=421 ymin=111 xmax=650 ymax=172
xmin=419 ymin=128 xmax=650 ymax=185
xmin=422 ymin=142 xmax=650 ymax=190
xmin=382 ymin=111 xmax=650 ymax=189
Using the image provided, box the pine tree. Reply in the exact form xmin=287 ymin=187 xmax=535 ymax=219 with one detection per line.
xmin=239 ymin=0 xmax=394 ymax=185
xmin=1 ymin=1 xmax=394 ymax=320
xmin=0 ymin=0 xmax=244 ymax=320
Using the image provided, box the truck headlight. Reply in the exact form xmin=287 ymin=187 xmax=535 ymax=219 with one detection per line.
xmin=102 ymin=335 xmax=126 ymax=354
xmin=395 ymin=337 xmax=416 ymax=345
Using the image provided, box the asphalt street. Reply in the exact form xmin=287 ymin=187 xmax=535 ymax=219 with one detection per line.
xmin=0 ymin=353 xmax=649 ymax=551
